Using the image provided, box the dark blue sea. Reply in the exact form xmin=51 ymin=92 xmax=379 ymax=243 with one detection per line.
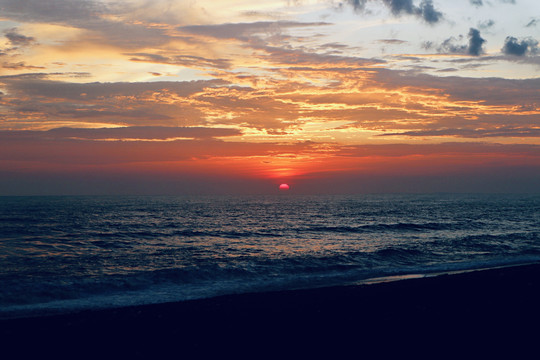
xmin=1 ymin=194 xmax=539 ymax=319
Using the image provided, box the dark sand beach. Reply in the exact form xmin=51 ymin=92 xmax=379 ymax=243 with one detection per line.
xmin=2 ymin=263 xmax=539 ymax=358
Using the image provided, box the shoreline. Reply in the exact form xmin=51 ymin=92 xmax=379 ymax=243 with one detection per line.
xmin=2 ymin=262 xmax=540 ymax=357
xmin=4 ymin=259 xmax=537 ymax=322
xmin=355 ymin=260 xmax=540 ymax=285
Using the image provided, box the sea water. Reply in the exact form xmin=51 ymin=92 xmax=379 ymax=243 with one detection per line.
xmin=1 ymin=194 xmax=539 ymax=319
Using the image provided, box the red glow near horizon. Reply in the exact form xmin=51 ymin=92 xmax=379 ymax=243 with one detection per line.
xmin=279 ymin=183 xmax=290 ymax=190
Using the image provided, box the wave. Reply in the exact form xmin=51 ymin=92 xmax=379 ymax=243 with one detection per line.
xmin=302 ymin=222 xmax=462 ymax=234
xmin=3 ymin=252 xmax=540 ymax=320
xmin=1 ymin=194 xmax=539 ymax=320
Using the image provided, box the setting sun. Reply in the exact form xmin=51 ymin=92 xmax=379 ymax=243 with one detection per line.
xmin=0 ymin=0 xmax=538 ymax=196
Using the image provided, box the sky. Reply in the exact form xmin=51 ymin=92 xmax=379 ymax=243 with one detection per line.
xmin=0 ymin=0 xmax=539 ymax=195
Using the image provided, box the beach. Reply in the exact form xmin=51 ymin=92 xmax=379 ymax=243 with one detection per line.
xmin=2 ymin=262 xmax=539 ymax=358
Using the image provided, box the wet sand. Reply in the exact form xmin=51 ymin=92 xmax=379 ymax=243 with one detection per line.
xmin=2 ymin=263 xmax=539 ymax=358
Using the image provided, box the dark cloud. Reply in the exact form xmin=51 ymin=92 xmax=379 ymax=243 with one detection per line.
xmin=0 ymin=0 xmax=104 ymax=23
xmin=417 ymin=0 xmax=443 ymax=24
xmin=0 ymin=126 xmax=242 ymax=141
xmin=127 ymin=53 xmax=231 ymax=69
xmin=0 ymin=0 xmax=172 ymax=49
xmin=178 ymin=21 xmax=329 ymax=41
xmin=339 ymin=142 xmax=540 ymax=157
xmin=382 ymin=0 xmax=443 ymax=24
xmin=438 ymin=28 xmax=485 ymax=56
xmin=0 ymin=76 xmax=227 ymax=126
xmin=527 ymin=19 xmax=539 ymax=27
xmin=1 ymin=28 xmax=42 ymax=70
xmin=3 ymin=28 xmax=36 ymax=46
xmin=341 ymin=0 xmax=443 ymax=24
xmin=383 ymin=0 xmax=415 ymax=15
xmin=0 ymin=76 xmax=226 ymax=100
xmin=468 ymin=28 xmax=486 ymax=56
xmin=478 ymin=19 xmax=495 ymax=30
xmin=379 ymin=127 xmax=540 ymax=138
xmin=501 ymin=36 xmax=539 ymax=56
xmin=346 ymin=0 xmax=368 ymax=12
xmin=179 ymin=21 xmax=382 ymax=69
xmin=373 ymin=68 xmax=540 ymax=107
xmin=317 ymin=42 xmax=350 ymax=52
xmin=319 ymin=42 xmax=349 ymax=48
xmin=1 ymin=61 xmax=44 ymax=70
xmin=250 ymin=43 xmax=384 ymax=67
xmin=463 ymin=0 xmax=516 ymax=8
xmin=436 ymin=68 xmax=459 ymax=73
xmin=504 ymin=55 xmax=540 ymax=67
xmin=438 ymin=36 xmax=467 ymax=54
xmin=0 ymin=132 xmax=311 ymax=165
xmin=421 ymin=41 xmax=434 ymax=50
xmin=377 ymin=39 xmax=407 ymax=44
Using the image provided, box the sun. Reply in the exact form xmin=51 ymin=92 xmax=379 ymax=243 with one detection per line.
xmin=279 ymin=183 xmax=290 ymax=190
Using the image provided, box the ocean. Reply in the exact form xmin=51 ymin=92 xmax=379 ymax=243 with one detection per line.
xmin=1 ymin=194 xmax=539 ymax=319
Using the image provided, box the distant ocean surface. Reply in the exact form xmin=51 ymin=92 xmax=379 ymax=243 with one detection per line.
xmin=1 ymin=194 xmax=539 ymax=319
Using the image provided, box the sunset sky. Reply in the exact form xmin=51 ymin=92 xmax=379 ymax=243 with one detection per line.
xmin=1 ymin=0 xmax=539 ymax=194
